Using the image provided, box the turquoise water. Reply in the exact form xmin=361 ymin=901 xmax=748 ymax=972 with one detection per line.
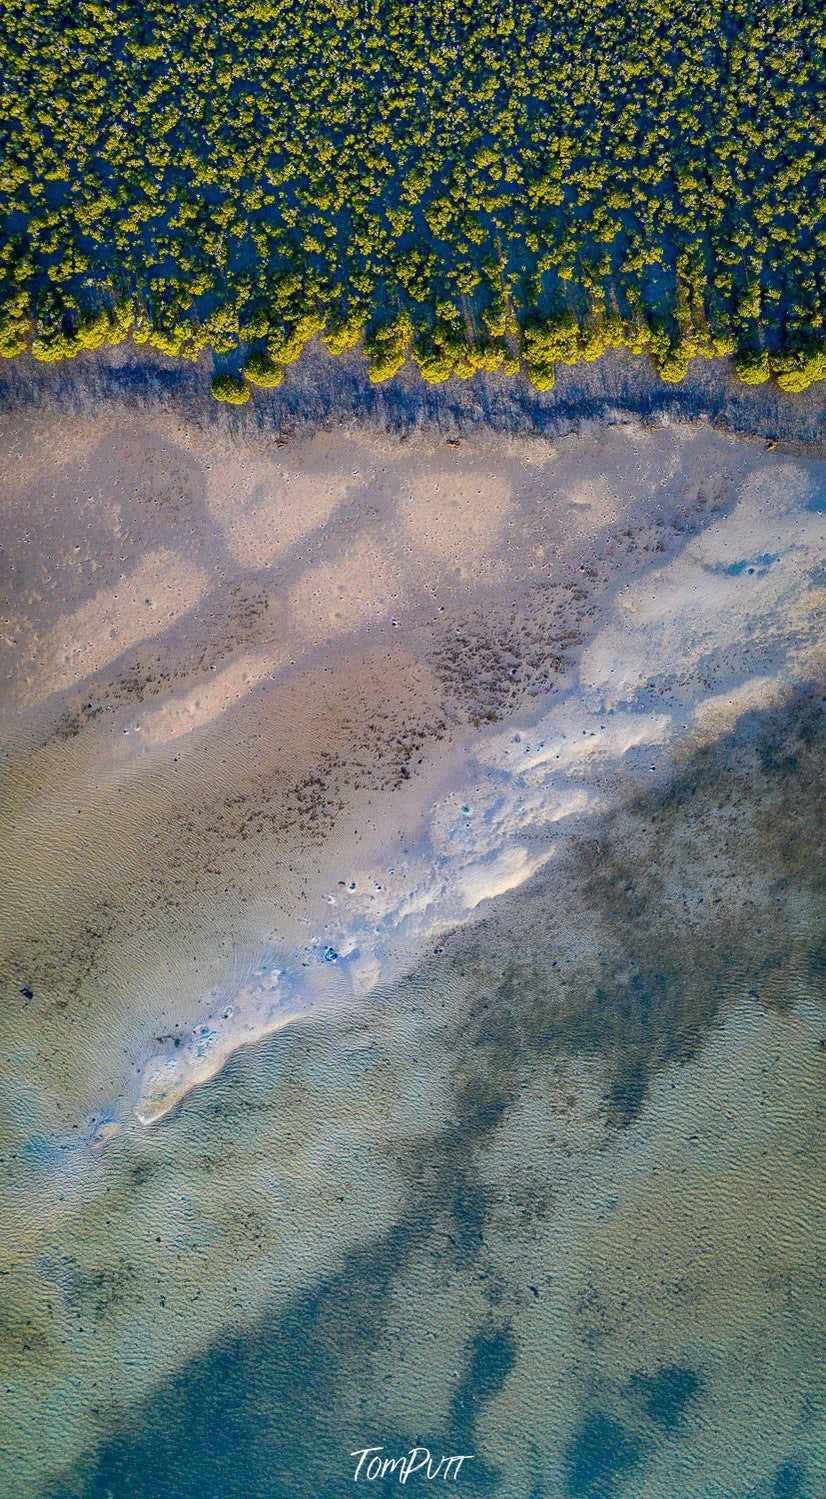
xmin=1 ymin=690 xmax=823 ymax=1499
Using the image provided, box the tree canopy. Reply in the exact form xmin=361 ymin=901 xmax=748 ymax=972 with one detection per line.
xmin=0 ymin=0 xmax=823 ymax=394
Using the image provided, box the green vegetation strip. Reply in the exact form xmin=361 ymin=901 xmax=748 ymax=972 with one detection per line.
xmin=1 ymin=0 xmax=824 ymax=396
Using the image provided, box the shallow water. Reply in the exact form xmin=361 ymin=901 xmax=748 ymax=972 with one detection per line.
xmin=0 ymin=408 xmax=823 ymax=1497
xmin=4 ymin=695 xmax=824 ymax=1499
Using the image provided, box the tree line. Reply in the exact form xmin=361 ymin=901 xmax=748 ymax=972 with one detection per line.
xmin=0 ymin=0 xmax=823 ymax=398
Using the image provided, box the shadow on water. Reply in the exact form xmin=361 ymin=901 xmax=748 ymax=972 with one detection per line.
xmin=563 ymin=1412 xmax=642 ymax=1499
xmin=47 ymin=687 xmax=824 ymax=1499
xmin=46 ymin=1227 xmax=424 ymax=1499
xmin=561 ymin=1369 xmax=707 ymax=1498
xmin=627 ymin=1366 xmax=702 ymax=1434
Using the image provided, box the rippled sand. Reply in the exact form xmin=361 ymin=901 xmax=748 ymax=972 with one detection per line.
xmin=0 ymin=399 xmax=823 ymax=1496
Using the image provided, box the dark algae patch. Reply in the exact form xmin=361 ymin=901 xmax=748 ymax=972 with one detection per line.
xmin=1 ymin=0 xmax=824 ymax=395
xmin=44 ymin=1236 xmax=413 ymax=1499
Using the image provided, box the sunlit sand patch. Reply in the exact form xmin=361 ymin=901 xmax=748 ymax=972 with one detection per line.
xmin=457 ymin=844 xmax=554 ymax=910
xmin=205 ymin=436 xmax=358 ymax=569
xmin=510 ymin=713 xmax=674 ymax=776
xmin=135 ymin=985 xmax=304 ymax=1126
xmin=287 ymin=533 xmax=400 ymax=635
xmin=579 ymin=463 xmax=822 ymax=701
xmin=397 ymin=467 xmax=512 ymax=563
xmin=565 ymin=477 xmax=603 ymax=508
xmin=689 ymin=674 xmax=790 ymax=739
xmin=15 ymin=547 xmax=210 ymax=706
xmin=135 ymin=644 xmax=285 ymax=743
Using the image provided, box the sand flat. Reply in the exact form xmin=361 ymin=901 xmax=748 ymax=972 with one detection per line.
xmin=0 ymin=409 xmax=822 ymax=1131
